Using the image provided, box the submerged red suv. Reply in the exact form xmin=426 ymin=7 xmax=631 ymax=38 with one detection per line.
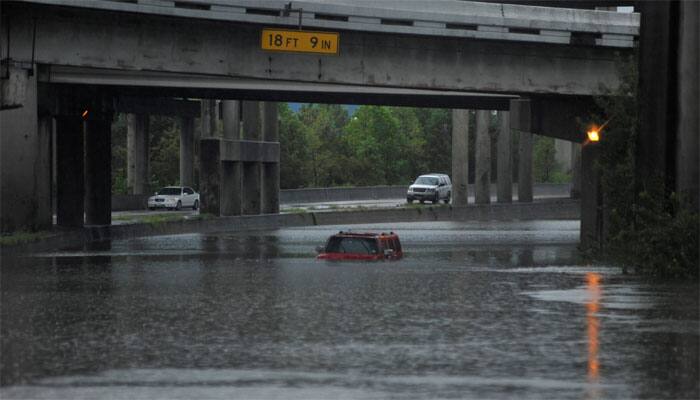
xmin=316 ymin=231 xmax=403 ymax=261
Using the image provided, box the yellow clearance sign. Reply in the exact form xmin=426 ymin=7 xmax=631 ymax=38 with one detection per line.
xmin=261 ymin=28 xmax=339 ymax=55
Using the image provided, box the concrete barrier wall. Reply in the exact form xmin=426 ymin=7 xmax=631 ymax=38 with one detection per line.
xmin=280 ymin=186 xmax=409 ymax=204
xmin=112 ymin=194 xmax=149 ymax=211
xmin=110 ymin=183 xmax=572 ymax=211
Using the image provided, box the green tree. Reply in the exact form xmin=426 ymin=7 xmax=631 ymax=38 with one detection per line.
xmin=592 ymin=56 xmax=698 ymax=279
xmin=533 ymin=135 xmax=558 ymax=183
xmin=148 ymin=116 xmax=180 ymax=191
xmin=279 ymin=103 xmax=313 ymax=188
xmin=412 ymin=108 xmax=451 ymax=177
xmin=344 ymin=106 xmax=412 ymax=185
xmin=299 ymin=104 xmax=350 ymax=186
xmin=111 ymin=114 xmax=128 ymax=194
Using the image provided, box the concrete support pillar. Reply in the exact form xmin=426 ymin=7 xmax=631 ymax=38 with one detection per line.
xmin=676 ymin=0 xmax=699 ymax=211
xmin=554 ymin=139 xmax=573 ymax=173
xmin=241 ymin=101 xmax=262 ymax=215
xmin=518 ymin=132 xmax=533 ymax=203
xmin=55 ymin=115 xmax=85 ymax=227
xmin=221 ymin=162 xmax=242 ymax=216
xmin=222 ymin=100 xmax=242 ymax=216
xmin=126 ymin=114 xmax=149 ymax=194
xmin=475 ymin=110 xmax=491 ymax=204
xmin=179 ymin=117 xmax=195 ymax=187
xmin=199 ymin=138 xmax=221 ymax=215
xmin=511 ymin=99 xmax=533 ymax=203
xmin=497 ymin=111 xmax=513 ymax=203
xmin=84 ymin=114 xmax=112 ymax=226
xmin=200 ymin=99 xmax=217 ymax=138
xmin=222 ymin=100 xmax=240 ymax=140
xmin=580 ymin=144 xmax=602 ymax=249
xmin=242 ymin=163 xmax=262 ymax=215
xmin=262 ymin=102 xmax=280 ymax=214
xmin=571 ymin=142 xmax=582 ymax=199
xmin=637 ymin=1 xmax=676 ymax=198
xmin=0 ymin=70 xmax=52 ymax=232
xmin=451 ymin=109 xmax=469 ymax=206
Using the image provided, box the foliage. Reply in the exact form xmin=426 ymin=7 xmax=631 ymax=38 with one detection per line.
xmin=149 ymin=116 xmax=180 ymax=191
xmin=111 ymin=114 xmax=128 ymax=194
xmin=0 ymin=230 xmax=52 ymax=246
xmin=593 ymin=56 xmax=699 ymax=279
xmin=110 ymin=103 xmax=567 ymax=194
xmin=533 ymin=136 xmax=559 ymax=183
xmin=279 ymin=103 xmax=312 ymax=189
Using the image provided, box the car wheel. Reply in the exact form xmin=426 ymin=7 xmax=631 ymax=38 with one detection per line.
xmin=175 ymin=201 xmax=182 ymax=211
xmin=407 ymin=198 xmax=413 ymax=204
xmin=444 ymin=193 xmax=451 ymax=204
xmin=193 ymin=200 xmax=199 ymax=210
xmin=148 ymin=207 xmax=155 ymax=211
xmin=432 ymin=194 xmax=439 ymax=204
xmin=419 ymin=199 xmax=424 ymax=204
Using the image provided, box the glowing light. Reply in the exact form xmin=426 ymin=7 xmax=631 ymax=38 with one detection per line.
xmin=587 ymin=129 xmax=600 ymax=142
xmin=81 ymin=109 xmax=89 ymax=119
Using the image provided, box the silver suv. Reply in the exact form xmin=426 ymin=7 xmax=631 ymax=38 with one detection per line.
xmin=407 ymin=174 xmax=452 ymax=204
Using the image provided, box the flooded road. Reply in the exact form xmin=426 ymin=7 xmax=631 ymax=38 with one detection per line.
xmin=1 ymin=221 xmax=698 ymax=399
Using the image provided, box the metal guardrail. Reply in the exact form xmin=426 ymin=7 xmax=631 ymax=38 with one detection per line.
xmin=17 ymin=0 xmax=639 ymax=47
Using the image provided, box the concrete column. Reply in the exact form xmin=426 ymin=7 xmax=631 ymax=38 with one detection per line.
xmin=475 ymin=110 xmax=491 ymax=204
xmin=511 ymin=99 xmax=533 ymax=203
xmin=580 ymin=144 xmax=602 ymax=249
xmin=55 ymin=115 xmax=85 ymax=227
xmin=518 ymin=132 xmax=533 ymax=202
xmin=554 ymin=139 xmax=573 ymax=173
xmin=200 ymin=99 xmax=217 ymax=138
xmin=676 ymin=0 xmax=699 ymax=211
xmin=637 ymin=1 xmax=675 ymax=197
xmin=241 ymin=101 xmax=261 ymax=139
xmin=221 ymin=162 xmax=241 ymax=216
xmin=199 ymin=138 xmax=221 ymax=215
xmin=496 ymin=111 xmax=512 ymax=203
xmin=126 ymin=114 xmax=149 ymax=195
xmin=222 ymin=100 xmax=240 ymax=140
xmin=262 ymin=102 xmax=280 ymax=214
xmin=0 ymin=71 xmax=52 ymax=232
xmin=221 ymin=100 xmax=242 ymax=216
xmin=241 ymin=101 xmax=262 ymax=215
xmin=179 ymin=116 xmax=195 ymax=187
xmin=571 ymin=142 xmax=582 ymax=199
xmin=451 ymin=109 xmax=469 ymax=206
xmin=85 ymin=114 xmax=112 ymax=226
xmin=242 ymin=163 xmax=261 ymax=215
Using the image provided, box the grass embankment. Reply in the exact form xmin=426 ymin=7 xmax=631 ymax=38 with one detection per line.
xmin=0 ymin=231 xmax=52 ymax=246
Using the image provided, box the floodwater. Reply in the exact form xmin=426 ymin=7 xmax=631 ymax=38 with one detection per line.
xmin=1 ymin=221 xmax=698 ymax=399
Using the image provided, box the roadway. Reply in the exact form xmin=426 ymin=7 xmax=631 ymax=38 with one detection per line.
xmin=110 ymin=192 xmax=573 ymax=225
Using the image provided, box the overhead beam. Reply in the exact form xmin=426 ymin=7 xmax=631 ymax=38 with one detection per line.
xmin=115 ymin=96 xmax=200 ymax=117
xmin=44 ymin=67 xmax=519 ymax=110
xmin=5 ymin=3 xmax=628 ymax=97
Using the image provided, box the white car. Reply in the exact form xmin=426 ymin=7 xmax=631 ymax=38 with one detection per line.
xmin=407 ymin=174 xmax=452 ymax=204
xmin=148 ymin=186 xmax=199 ymax=211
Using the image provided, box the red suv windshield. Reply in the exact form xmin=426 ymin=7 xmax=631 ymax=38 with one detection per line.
xmin=326 ymin=237 xmax=379 ymax=255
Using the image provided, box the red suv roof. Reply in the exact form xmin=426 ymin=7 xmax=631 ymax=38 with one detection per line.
xmin=317 ymin=231 xmax=403 ymax=261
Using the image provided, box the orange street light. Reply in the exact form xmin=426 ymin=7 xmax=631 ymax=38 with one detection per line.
xmin=81 ymin=109 xmax=89 ymax=119
xmin=587 ymin=129 xmax=600 ymax=142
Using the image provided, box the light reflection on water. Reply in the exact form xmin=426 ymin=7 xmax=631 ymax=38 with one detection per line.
xmin=585 ymin=272 xmax=602 ymax=400
xmin=1 ymin=221 xmax=698 ymax=399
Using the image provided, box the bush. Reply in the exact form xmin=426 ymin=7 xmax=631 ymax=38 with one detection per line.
xmin=592 ymin=55 xmax=699 ymax=279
